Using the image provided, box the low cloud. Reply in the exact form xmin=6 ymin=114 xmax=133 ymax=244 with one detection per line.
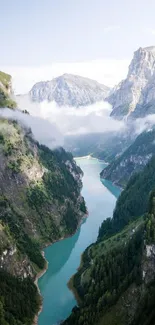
xmin=16 ymin=97 xmax=126 ymax=136
xmin=134 ymin=114 xmax=155 ymax=134
xmin=0 ymin=108 xmax=63 ymax=149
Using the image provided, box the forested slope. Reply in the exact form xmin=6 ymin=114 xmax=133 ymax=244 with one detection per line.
xmin=101 ymin=129 xmax=155 ymax=187
xmin=64 ymin=156 xmax=155 ymax=325
xmin=0 ymin=116 xmax=86 ymax=325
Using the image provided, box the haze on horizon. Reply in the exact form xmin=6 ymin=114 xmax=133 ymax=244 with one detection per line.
xmin=1 ymin=0 xmax=155 ymax=93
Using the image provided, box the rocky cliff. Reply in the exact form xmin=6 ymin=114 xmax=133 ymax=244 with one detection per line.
xmin=28 ymin=73 xmax=110 ymax=107
xmin=100 ymin=128 xmax=155 ymax=187
xmin=0 ymin=117 xmax=85 ymax=276
xmin=0 ymin=112 xmax=86 ymax=324
xmin=107 ymin=46 xmax=155 ymax=119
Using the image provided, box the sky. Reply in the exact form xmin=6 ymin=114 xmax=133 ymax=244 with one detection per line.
xmin=1 ymin=0 xmax=155 ymax=92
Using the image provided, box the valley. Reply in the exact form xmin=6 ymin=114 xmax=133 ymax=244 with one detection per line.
xmin=38 ymin=158 xmax=120 ymax=325
xmin=1 ymin=44 xmax=155 ymax=325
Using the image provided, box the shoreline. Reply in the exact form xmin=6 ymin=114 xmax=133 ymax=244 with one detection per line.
xmin=33 ymin=254 xmax=48 ymax=325
xmin=74 ymin=155 xmax=108 ymax=164
xmin=100 ymin=175 xmax=123 ymax=191
xmin=67 ymin=250 xmax=85 ymax=306
xmin=33 ymin=212 xmax=88 ymax=325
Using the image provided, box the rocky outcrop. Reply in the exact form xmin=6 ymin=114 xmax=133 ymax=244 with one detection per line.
xmin=28 ymin=73 xmax=110 ymax=107
xmin=107 ymin=46 xmax=155 ymax=119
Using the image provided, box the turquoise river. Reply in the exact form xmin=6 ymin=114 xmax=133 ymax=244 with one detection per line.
xmin=38 ymin=158 xmax=121 ymax=325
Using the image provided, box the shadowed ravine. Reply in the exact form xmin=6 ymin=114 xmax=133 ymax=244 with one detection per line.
xmin=38 ymin=158 xmax=121 ymax=325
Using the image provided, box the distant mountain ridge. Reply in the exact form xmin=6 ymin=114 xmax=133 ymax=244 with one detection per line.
xmin=29 ymin=73 xmax=110 ymax=107
xmin=107 ymin=46 xmax=155 ymax=119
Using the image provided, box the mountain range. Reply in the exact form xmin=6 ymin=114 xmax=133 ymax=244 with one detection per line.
xmin=2 ymin=44 xmax=155 ymax=325
xmin=18 ymin=73 xmax=110 ymax=108
xmin=17 ymin=46 xmax=155 ymax=121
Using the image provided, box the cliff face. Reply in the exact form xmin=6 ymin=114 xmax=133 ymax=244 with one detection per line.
xmin=0 ymin=118 xmax=86 ymax=279
xmin=0 ymin=110 xmax=87 ymax=324
xmin=107 ymin=46 xmax=155 ymax=119
xmin=100 ymin=129 xmax=155 ymax=187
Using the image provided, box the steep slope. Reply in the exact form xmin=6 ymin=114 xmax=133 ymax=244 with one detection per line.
xmin=107 ymin=46 xmax=155 ymax=119
xmin=65 ymin=128 xmax=134 ymax=163
xmin=28 ymin=73 xmax=110 ymax=107
xmin=0 ymin=117 xmax=86 ymax=325
xmin=0 ymin=71 xmax=16 ymax=109
xmin=100 ymin=129 xmax=155 ymax=187
xmin=63 ymin=157 xmax=155 ymax=325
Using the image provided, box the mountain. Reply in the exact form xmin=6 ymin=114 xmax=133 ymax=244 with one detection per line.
xmin=65 ymin=127 xmax=135 ymax=163
xmin=107 ymin=46 xmax=155 ymax=119
xmin=0 ymin=71 xmax=16 ymax=109
xmin=63 ymin=156 xmax=155 ymax=325
xmin=100 ymin=128 xmax=155 ymax=187
xmin=0 ymin=113 xmax=86 ymax=322
xmin=28 ymin=73 xmax=110 ymax=107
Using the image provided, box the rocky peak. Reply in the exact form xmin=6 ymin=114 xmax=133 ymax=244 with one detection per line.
xmin=107 ymin=46 xmax=155 ymax=119
xmin=29 ymin=73 xmax=110 ymax=107
xmin=128 ymin=46 xmax=155 ymax=79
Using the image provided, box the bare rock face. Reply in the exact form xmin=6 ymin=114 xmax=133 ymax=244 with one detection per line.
xmin=107 ymin=46 xmax=155 ymax=119
xmin=29 ymin=73 xmax=110 ymax=107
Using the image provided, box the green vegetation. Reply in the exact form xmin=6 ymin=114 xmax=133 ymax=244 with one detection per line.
xmin=64 ymin=221 xmax=144 ymax=325
xmin=0 ymin=270 xmax=41 ymax=325
xmin=99 ymin=156 xmax=155 ymax=240
xmin=64 ymin=156 xmax=155 ymax=325
xmin=0 ymin=117 xmax=85 ymax=324
xmin=0 ymin=71 xmax=17 ymax=109
xmin=0 ymin=71 xmax=11 ymax=88
xmin=101 ymin=129 xmax=155 ymax=187
xmin=0 ymin=196 xmax=45 ymax=269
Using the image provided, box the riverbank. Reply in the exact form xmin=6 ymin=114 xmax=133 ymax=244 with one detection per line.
xmin=67 ymin=250 xmax=85 ymax=306
xmin=33 ymin=211 xmax=88 ymax=325
xmin=75 ymin=155 xmax=108 ymax=164
xmin=33 ymin=254 xmax=48 ymax=325
xmin=75 ymin=155 xmax=97 ymax=160
xmin=36 ymin=158 xmax=120 ymax=325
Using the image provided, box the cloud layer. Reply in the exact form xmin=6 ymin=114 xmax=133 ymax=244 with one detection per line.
xmin=0 ymin=108 xmax=63 ymax=149
xmin=16 ymin=97 xmax=126 ymax=136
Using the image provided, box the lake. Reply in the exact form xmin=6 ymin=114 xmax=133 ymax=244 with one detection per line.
xmin=38 ymin=158 xmax=121 ymax=325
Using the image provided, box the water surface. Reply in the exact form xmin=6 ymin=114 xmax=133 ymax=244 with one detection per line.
xmin=38 ymin=158 xmax=121 ymax=325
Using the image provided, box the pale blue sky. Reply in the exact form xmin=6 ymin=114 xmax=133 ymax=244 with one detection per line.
xmin=1 ymin=0 xmax=155 ymax=92
xmin=1 ymin=0 xmax=155 ymax=66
